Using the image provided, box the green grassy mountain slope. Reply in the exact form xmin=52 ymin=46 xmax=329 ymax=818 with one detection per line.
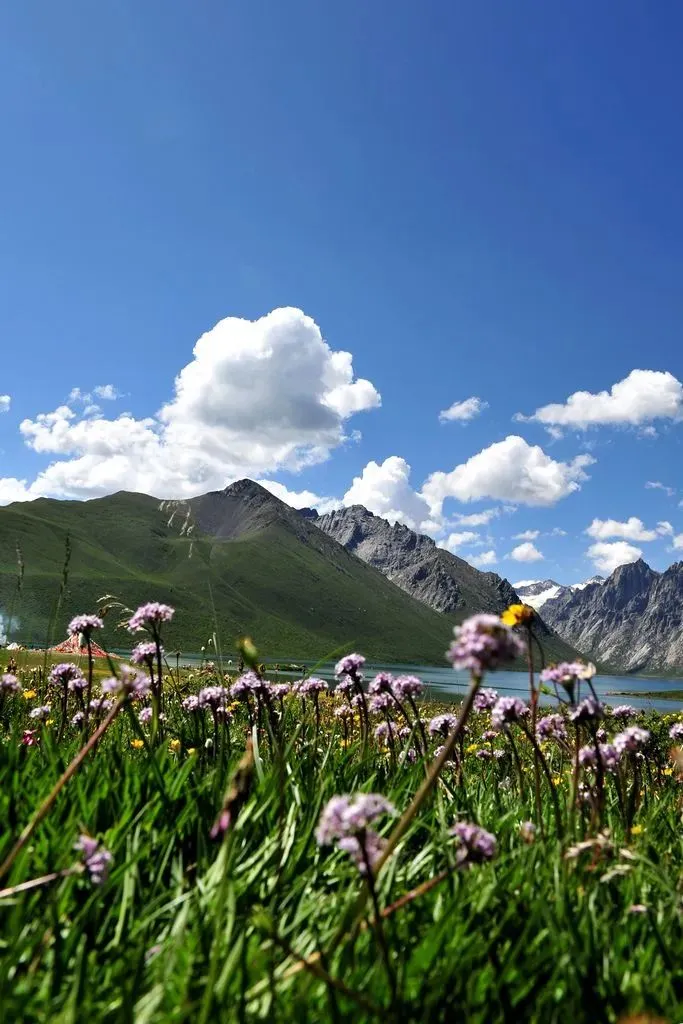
xmin=0 ymin=482 xmax=455 ymax=662
xmin=0 ymin=480 xmax=582 ymax=666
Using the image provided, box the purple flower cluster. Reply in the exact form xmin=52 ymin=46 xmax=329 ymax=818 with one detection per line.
xmin=614 ymin=726 xmax=650 ymax=754
xmin=0 ymin=672 xmax=20 ymax=693
xmin=428 ymin=713 xmax=458 ymax=737
xmin=297 ymin=677 xmax=328 ymax=697
xmin=131 ymin=641 xmax=160 ymax=666
xmin=369 ymin=692 xmax=393 ymax=713
xmin=68 ymin=614 xmax=104 ymax=636
xmin=335 ymin=653 xmax=365 ymax=678
xmin=570 ymin=697 xmax=604 ymax=724
xmin=392 ymin=675 xmax=424 ymax=699
xmin=540 ymin=661 xmax=595 ymax=691
xmin=536 ymin=713 xmax=568 ymax=743
xmin=269 ymin=683 xmax=291 ymax=700
xmin=29 ymin=704 xmax=51 ymax=721
xmin=75 ymin=834 xmax=113 ymax=885
xmin=491 ymin=697 xmax=529 ymax=731
xmin=315 ymin=793 xmax=395 ymax=874
xmin=198 ymin=685 xmax=229 ymax=710
xmin=447 ymin=614 xmax=524 ymax=675
xmin=138 ymin=707 xmax=153 ymax=724
xmin=182 ymin=695 xmax=200 ymax=712
xmin=669 ymin=722 xmax=683 ymax=742
xmin=230 ymin=672 xmax=263 ymax=700
xmin=334 ymin=705 xmax=354 ymax=721
xmin=374 ymin=721 xmax=399 ymax=743
xmin=101 ymin=666 xmax=150 ymax=699
xmin=473 ymin=688 xmax=499 ymax=712
xmin=578 ymin=743 xmax=620 ymax=772
xmin=127 ymin=602 xmax=175 ymax=633
xmin=450 ymin=821 xmax=497 ymax=866
xmin=49 ymin=663 xmax=84 ymax=689
xmin=368 ymin=672 xmax=393 ymax=695
xmin=611 ymin=704 xmax=637 ymax=721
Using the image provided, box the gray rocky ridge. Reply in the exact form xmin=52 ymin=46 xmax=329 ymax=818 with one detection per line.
xmin=541 ymin=559 xmax=683 ymax=671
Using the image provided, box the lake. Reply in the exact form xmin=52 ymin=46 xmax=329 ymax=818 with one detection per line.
xmin=173 ymin=653 xmax=683 ymax=712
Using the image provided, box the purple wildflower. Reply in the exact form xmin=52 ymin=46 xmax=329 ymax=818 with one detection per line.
xmin=70 ymin=711 xmax=84 ymax=727
xmin=0 ymin=673 xmax=21 ymax=693
xmin=578 ymin=743 xmax=620 ymax=772
xmin=138 ymin=707 xmax=153 ymax=724
xmin=570 ymin=698 xmax=604 ymax=724
xmin=49 ymin=663 xmax=84 ymax=689
xmin=447 ymin=614 xmax=524 ymax=675
xmin=182 ymin=695 xmax=200 ymax=713
xmin=198 ymin=685 xmax=228 ymax=710
xmin=334 ymin=677 xmax=355 ymax=697
xmin=369 ymin=692 xmax=393 ymax=714
xmin=230 ymin=672 xmax=261 ymax=700
xmin=101 ymin=666 xmax=150 ymax=699
xmin=536 ymin=713 xmax=568 ymax=743
xmin=540 ymin=661 xmax=595 ymax=693
xmin=450 ymin=822 xmax=497 ymax=866
xmin=399 ymin=747 xmax=418 ymax=765
xmin=298 ymin=677 xmax=328 ymax=697
xmin=392 ymin=675 xmax=424 ymax=699
xmin=491 ymin=697 xmax=529 ymax=731
xmin=368 ymin=672 xmax=394 ymax=695
xmin=476 ymin=749 xmax=493 ymax=760
xmin=29 ymin=704 xmax=51 ymax=721
xmin=473 ymin=688 xmax=499 ymax=712
xmin=614 ymin=726 xmax=650 ymax=754
xmin=269 ymin=683 xmax=291 ymax=699
xmin=75 ymin=834 xmax=113 ymax=885
xmin=428 ymin=713 xmax=458 ymax=737
xmin=335 ymin=653 xmax=366 ymax=678
xmin=131 ymin=641 xmax=160 ymax=666
xmin=68 ymin=614 xmax=104 ymax=637
xmin=127 ymin=602 xmax=175 ymax=633
xmin=611 ymin=704 xmax=637 ymax=721
xmin=315 ymin=793 xmax=395 ymax=873
xmin=374 ymin=721 xmax=398 ymax=743
xmin=481 ymin=729 xmax=497 ymax=742
xmin=669 ymin=722 xmax=683 ymax=742
xmin=334 ymin=704 xmax=354 ymax=720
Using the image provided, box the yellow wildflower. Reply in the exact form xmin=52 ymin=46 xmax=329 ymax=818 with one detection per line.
xmin=187 ymin=747 xmax=197 ymax=756
xmin=45 ymin=719 xmax=54 ymax=726
xmin=466 ymin=742 xmax=478 ymax=754
xmin=663 ymin=767 xmax=673 ymax=777
xmin=130 ymin=739 xmax=144 ymax=750
xmin=169 ymin=739 xmax=181 ymax=753
xmin=501 ymin=603 xmax=535 ymax=627
xmin=23 ymin=689 xmax=37 ymax=700
xmin=631 ymin=824 xmax=645 ymax=836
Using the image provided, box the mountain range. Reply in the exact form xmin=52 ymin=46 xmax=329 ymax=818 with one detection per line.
xmin=540 ymin=559 xmax=683 ymax=673
xmin=514 ymin=575 xmax=605 ymax=610
xmin=0 ymin=479 xmax=578 ymax=666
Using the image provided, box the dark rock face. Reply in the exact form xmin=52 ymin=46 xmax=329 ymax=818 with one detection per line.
xmin=542 ymin=559 xmax=683 ymax=671
xmin=314 ymin=505 xmax=519 ymax=617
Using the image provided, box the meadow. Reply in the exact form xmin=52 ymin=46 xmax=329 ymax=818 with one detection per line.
xmin=1 ymin=603 xmax=682 ymax=1023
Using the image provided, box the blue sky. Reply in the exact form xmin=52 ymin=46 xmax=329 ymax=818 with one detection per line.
xmin=1 ymin=1 xmax=683 ymax=583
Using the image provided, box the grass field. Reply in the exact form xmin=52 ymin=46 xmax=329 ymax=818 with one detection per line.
xmin=1 ymin=604 xmax=682 ymax=1022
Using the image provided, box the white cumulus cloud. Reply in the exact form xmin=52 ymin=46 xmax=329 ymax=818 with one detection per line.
xmin=467 ymin=549 xmax=497 ymax=567
xmin=422 ymin=435 xmax=593 ymax=514
xmin=256 ymin=479 xmax=339 ymax=515
xmin=645 ymin=480 xmax=674 ymax=497
xmin=452 ymin=508 xmax=500 ymax=527
xmin=587 ymin=541 xmax=643 ymax=574
xmin=513 ymin=529 xmax=539 ymax=541
xmin=508 ymin=541 xmax=544 ymax=562
xmin=0 ymin=395 xmax=10 ymax=413
xmin=438 ymin=396 xmax=488 ymax=424
xmin=440 ymin=531 xmax=480 ymax=553
xmin=342 ymin=456 xmax=433 ymax=531
xmin=518 ymin=369 xmax=683 ymax=431
xmin=585 ymin=517 xmax=659 ymax=542
xmin=0 ymin=308 xmax=381 ymax=504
